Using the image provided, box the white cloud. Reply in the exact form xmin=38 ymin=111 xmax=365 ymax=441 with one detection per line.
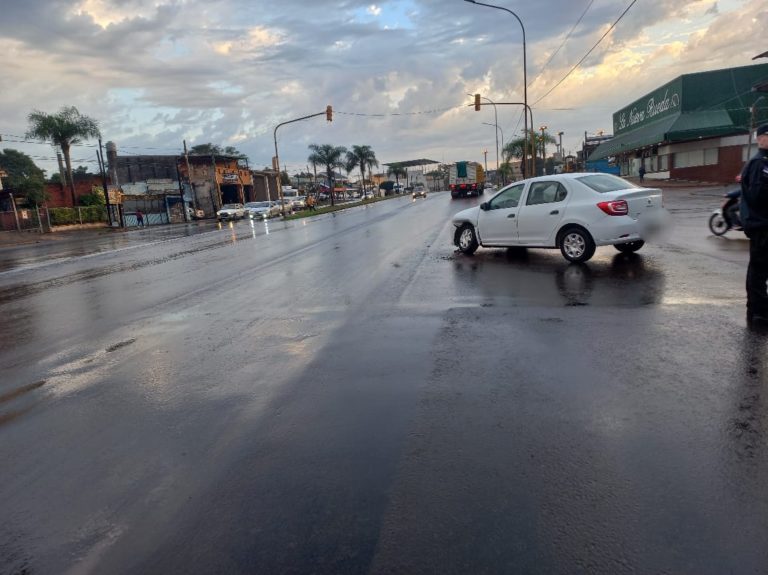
xmin=0 ymin=0 xmax=765 ymax=173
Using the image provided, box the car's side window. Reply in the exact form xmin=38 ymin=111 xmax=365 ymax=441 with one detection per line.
xmin=489 ymin=184 xmax=524 ymax=210
xmin=526 ymin=182 xmax=568 ymax=206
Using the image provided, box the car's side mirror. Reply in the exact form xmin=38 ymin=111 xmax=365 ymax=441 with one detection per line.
xmin=480 ymin=202 xmax=489 ymax=211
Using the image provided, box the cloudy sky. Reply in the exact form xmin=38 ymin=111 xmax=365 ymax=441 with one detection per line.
xmin=0 ymin=0 xmax=765 ymax=177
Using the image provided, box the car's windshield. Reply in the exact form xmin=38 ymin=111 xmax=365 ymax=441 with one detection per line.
xmin=245 ymin=202 xmax=269 ymax=208
xmin=222 ymin=204 xmax=241 ymax=209
xmin=575 ymin=174 xmax=637 ymax=193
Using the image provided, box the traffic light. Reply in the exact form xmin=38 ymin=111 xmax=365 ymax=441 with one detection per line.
xmin=474 ymin=94 xmax=481 ymax=111
xmin=326 ymin=105 xmax=333 ymax=122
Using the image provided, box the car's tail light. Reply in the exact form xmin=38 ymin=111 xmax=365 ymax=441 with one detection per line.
xmin=597 ymin=200 xmax=629 ymax=216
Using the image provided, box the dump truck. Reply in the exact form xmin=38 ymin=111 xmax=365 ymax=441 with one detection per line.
xmin=449 ymin=161 xmax=485 ymax=198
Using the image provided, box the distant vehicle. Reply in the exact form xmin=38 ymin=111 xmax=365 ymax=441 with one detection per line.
xmin=186 ymin=206 xmax=205 ymax=220
xmin=450 ymin=161 xmax=485 ymax=198
xmin=216 ymin=203 xmax=245 ymax=221
xmin=291 ymin=196 xmax=307 ymax=210
xmin=393 ymin=184 xmax=405 ymax=193
xmin=244 ymin=201 xmax=278 ymax=219
xmin=412 ymin=184 xmax=427 ymax=199
xmin=452 ymin=173 xmax=668 ymax=263
xmin=274 ymin=199 xmax=293 ymax=214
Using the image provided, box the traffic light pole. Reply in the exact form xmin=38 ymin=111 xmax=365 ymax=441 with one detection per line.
xmin=273 ymin=107 xmax=332 ymax=216
xmin=470 ymin=101 xmax=534 ymax=178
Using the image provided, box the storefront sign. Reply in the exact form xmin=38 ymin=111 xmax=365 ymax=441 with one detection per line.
xmin=614 ymin=78 xmax=682 ymax=135
xmin=221 ymin=171 xmax=239 ymax=183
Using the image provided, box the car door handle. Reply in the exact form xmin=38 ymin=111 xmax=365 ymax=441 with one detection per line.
xmin=507 ymin=213 xmax=515 ymax=218
xmin=550 ymin=210 xmax=559 ymax=215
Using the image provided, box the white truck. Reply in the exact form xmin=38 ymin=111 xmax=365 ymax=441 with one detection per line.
xmin=449 ymin=161 xmax=485 ymax=199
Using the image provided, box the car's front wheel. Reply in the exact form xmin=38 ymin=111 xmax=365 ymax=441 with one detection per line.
xmin=457 ymin=224 xmax=479 ymax=255
xmin=614 ymin=240 xmax=645 ymax=253
xmin=558 ymin=226 xmax=596 ymax=263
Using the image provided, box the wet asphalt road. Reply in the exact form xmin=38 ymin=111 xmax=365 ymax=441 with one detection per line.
xmin=1 ymin=188 xmax=768 ymax=574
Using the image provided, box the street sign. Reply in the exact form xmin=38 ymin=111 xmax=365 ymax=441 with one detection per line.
xmin=107 ymin=189 xmax=123 ymax=204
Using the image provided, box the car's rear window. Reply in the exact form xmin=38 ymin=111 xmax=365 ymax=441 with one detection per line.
xmin=575 ymin=174 xmax=637 ymax=193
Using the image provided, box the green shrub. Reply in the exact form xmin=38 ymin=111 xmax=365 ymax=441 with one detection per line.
xmin=48 ymin=206 xmax=106 ymax=225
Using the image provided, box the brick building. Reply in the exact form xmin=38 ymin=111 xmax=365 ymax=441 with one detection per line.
xmin=589 ymin=63 xmax=768 ymax=183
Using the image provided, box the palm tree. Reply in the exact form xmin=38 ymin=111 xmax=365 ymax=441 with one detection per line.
xmin=308 ymin=144 xmax=347 ymax=206
xmin=345 ymin=145 xmax=379 ymax=197
xmin=503 ymin=129 xmax=557 ymax=177
xmin=387 ymin=163 xmax=407 ymax=192
xmin=26 ymin=106 xmax=101 ymax=207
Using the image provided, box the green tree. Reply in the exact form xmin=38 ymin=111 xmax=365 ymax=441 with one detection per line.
xmin=0 ymin=149 xmax=48 ymax=207
xmin=387 ymin=163 xmax=407 ymax=190
xmin=345 ymin=145 xmax=379 ymax=195
xmin=190 ymin=143 xmax=222 ymax=155
xmin=26 ymin=106 xmax=100 ymax=206
xmin=307 ymin=144 xmax=347 ymax=206
xmin=503 ymin=129 xmax=556 ymax=177
xmin=280 ymin=170 xmax=290 ymax=185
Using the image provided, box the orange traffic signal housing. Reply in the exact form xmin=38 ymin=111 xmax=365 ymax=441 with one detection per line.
xmin=326 ymin=105 xmax=333 ymax=122
xmin=474 ymin=94 xmax=481 ymax=111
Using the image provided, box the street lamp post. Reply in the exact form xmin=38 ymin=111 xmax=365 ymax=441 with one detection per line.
xmin=464 ymin=0 xmax=529 ymax=177
xmin=481 ymin=122 xmax=504 ymax=182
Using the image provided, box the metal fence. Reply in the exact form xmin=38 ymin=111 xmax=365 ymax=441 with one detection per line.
xmin=0 ymin=206 xmax=108 ymax=232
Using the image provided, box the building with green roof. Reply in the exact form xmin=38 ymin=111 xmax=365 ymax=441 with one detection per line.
xmin=588 ymin=64 xmax=768 ymax=183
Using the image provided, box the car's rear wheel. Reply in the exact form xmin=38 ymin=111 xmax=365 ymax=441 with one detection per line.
xmin=457 ymin=225 xmax=479 ymax=255
xmin=614 ymin=240 xmax=645 ymax=253
xmin=558 ymin=226 xmax=596 ymax=263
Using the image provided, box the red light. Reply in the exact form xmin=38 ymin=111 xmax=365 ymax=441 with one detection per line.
xmin=597 ymin=200 xmax=629 ymax=216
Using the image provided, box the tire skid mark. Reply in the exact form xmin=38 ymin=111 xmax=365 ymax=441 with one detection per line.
xmin=0 ymin=379 xmax=46 ymax=405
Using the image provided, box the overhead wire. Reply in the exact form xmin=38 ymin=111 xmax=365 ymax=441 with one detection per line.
xmin=532 ymin=0 xmax=639 ymax=107
xmin=529 ymin=0 xmax=595 ymax=88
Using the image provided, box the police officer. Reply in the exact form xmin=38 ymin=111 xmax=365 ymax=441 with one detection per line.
xmin=741 ymin=123 xmax=768 ymax=324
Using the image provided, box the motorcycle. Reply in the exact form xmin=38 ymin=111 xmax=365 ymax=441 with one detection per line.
xmin=709 ymin=189 xmax=743 ymax=236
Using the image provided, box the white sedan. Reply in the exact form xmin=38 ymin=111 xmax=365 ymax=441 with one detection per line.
xmin=216 ymin=203 xmax=246 ymax=221
xmin=452 ymin=173 xmax=668 ymax=263
xmin=244 ymin=201 xmax=278 ymax=219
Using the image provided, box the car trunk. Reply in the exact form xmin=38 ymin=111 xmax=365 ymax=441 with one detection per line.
xmin=604 ymin=187 xmax=663 ymax=220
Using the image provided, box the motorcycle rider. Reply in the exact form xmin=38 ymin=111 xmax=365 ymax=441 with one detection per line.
xmin=722 ymin=188 xmax=742 ymax=230
xmin=740 ymin=123 xmax=768 ymax=324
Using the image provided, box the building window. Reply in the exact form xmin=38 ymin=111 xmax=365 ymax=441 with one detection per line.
xmin=674 ymin=148 xmax=718 ymax=169
xmin=660 ymin=155 xmax=669 ymax=171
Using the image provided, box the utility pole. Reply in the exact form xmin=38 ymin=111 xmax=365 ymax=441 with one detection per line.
xmin=183 ymin=140 xmax=198 ymax=216
xmin=483 ymin=149 xmax=488 ymax=175
xmin=97 ymin=139 xmax=114 ymax=227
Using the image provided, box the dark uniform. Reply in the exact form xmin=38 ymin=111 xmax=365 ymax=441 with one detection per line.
xmin=740 ymin=144 xmax=768 ymax=321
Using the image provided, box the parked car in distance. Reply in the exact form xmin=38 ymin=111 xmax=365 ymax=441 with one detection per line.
xmin=412 ymin=184 xmax=427 ymax=199
xmin=274 ymin=199 xmax=292 ymax=214
xmin=452 ymin=173 xmax=668 ymax=263
xmin=217 ymin=203 xmax=246 ymax=221
xmin=244 ymin=201 xmax=277 ymax=220
xmin=291 ymin=196 xmax=307 ymax=210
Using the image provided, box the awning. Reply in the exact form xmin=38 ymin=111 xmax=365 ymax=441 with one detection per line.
xmin=589 ymin=109 xmax=740 ymax=161
xmin=588 ymin=115 xmax=680 ymax=161
xmin=666 ymin=109 xmax=737 ymax=141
